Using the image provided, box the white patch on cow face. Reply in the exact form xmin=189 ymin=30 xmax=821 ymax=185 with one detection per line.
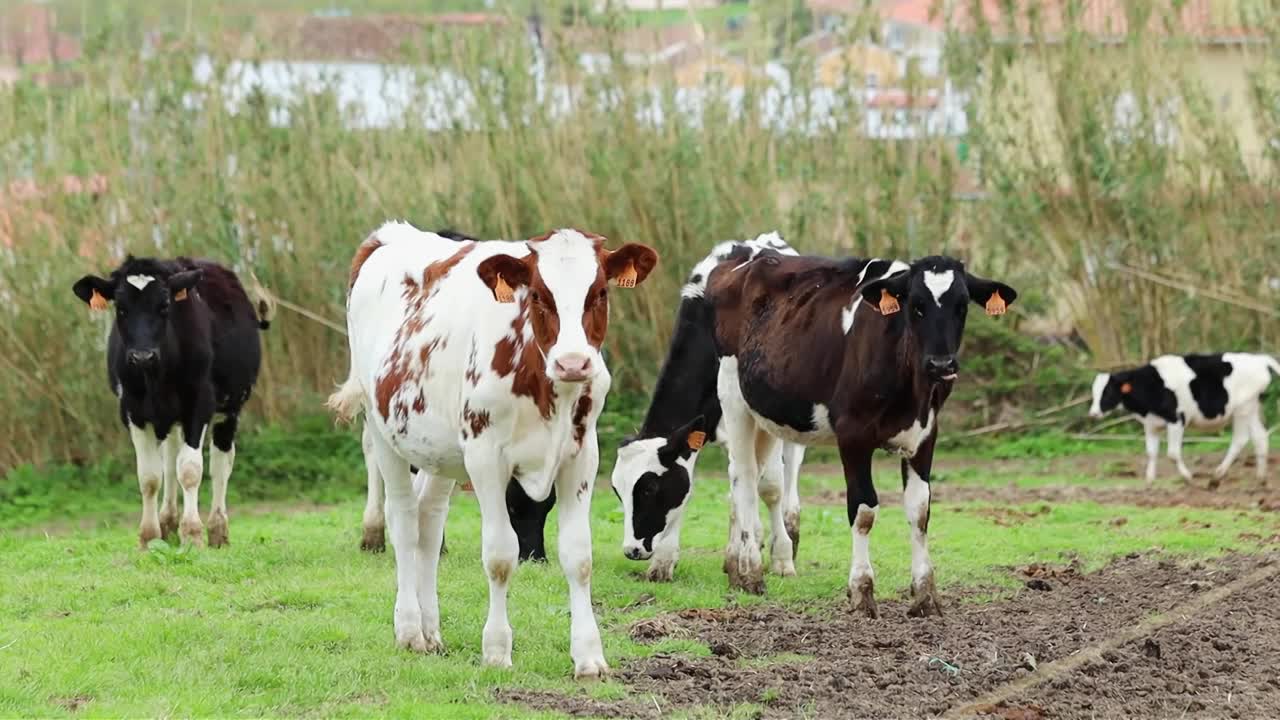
xmin=922 ymin=270 xmax=955 ymax=308
xmin=682 ymin=233 xmax=798 ymax=299
xmin=126 ymin=274 xmax=155 ymax=290
xmin=611 ymin=437 xmax=666 ymax=557
xmin=534 ymin=230 xmax=606 ymax=382
xmin=1089 ymin=373 xmax=1111 ymax=417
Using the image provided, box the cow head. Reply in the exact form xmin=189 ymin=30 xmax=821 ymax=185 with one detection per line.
xmin=1088 ymin=372 xmax=1129 ymax=417
xmin=611 ymin=416 xmax=706 ymax=560
xmin=476 ymin=229 xmax=658 ymax=384
xmin=73 ymin=257 xmax=202 ymax=371
xmin=859 ymin=256 xmax=1017 ymax=384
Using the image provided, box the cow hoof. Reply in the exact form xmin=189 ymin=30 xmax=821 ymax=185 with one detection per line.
xmin=360 ymin=526 xmax=386 ymax=553
xmin=1207 ymin=476 xmax=1222 ymax=491
xmin=908 ymin=577 xmax=944 ymax=618
xmin=138 ymin=524 xmax=162 ymax=550
xmin=180 ymin=521 xmax=205 ymax=548
xmin=421 ymin=632 xmax=445 ymax=654
xmin=483 ymin=652 xmax=513 ymax=669
xmin=573 ymin=657 xmax=610 ymax=680
xmin=397 ymin=629 xmax=430 ymax=654
xmin=159 ymin=513 xmax=179 ymax=541
xmin=727 ymin=570 xmax=766 ymax=595
xmin=645 ymin=562 xmax=675 ymax=583
xmin=207 ymin=513 xmax=229 ymax=548
xmin=848 ymin=579 xmax=879 ymax=619
xmin=770 ymin=556 xmax=796 ymax=577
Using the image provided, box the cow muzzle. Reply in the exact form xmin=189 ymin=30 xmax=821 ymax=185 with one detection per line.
xmin=553 ymin=353 xmax=593 ymax=383
xmin=623 ymin=542 xmax=651 ymax=561
xmin=925 ymin=354 xmax=958 ymax=382
xmin=126 ymin=349 xmax=159 ymax=368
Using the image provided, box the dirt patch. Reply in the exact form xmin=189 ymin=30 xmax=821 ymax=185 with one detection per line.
xmin=501 ymin=553 xmax=1280 ymax=719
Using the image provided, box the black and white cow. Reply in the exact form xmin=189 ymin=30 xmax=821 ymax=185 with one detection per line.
xmin=1089 ymin=353 xmax=1279 ymax=488
xmin=610 ymin=233 xmax=805 ymax=582
xmin=73 ymin=256 xmax=269 ymax=548
xmin=706 ymin=251 xmax=1016 ymax=616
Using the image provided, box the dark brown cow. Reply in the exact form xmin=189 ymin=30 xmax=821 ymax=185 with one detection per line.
xmin=706 ymin=251 xmax=1015 ymax=616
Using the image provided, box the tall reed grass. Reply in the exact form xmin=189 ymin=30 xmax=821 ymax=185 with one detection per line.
xmin=0 ymin=2 xmax=1276 ymax=469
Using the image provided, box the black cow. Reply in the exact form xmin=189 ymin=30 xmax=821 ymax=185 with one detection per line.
xmin=1089 ymin=353 xmax=1279 ymax=488
xmin=706 ymin=252 xmax=1015 ymax=617
xmin=73 ymin=256 xmax=268 ymax=548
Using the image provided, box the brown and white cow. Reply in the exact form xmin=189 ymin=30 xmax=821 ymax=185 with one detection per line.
xmin=706 ymin=251 xmax=1015 ymax=616
xmin=328 ymin=221 xmax=657 ymax=676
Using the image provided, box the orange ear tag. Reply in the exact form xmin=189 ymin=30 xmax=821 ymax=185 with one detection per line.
xmin=878 ymin=288 xmax=900 ymax=315
xmin=494 ymin=275 xmax=515 ymax=303
xmin=687 ymin=430 xmax=707 ymax=451
xmin=1120 ymin=382 xmax=1132 ymax=394
xmin=89 ymin=289 xmax=109 ymax=311
xmin=616 ymin=262 xmax=638 ymax=289
xmin=174 ymin=289 xmax=189 ymax=302
xmin=985 ymin=290 xmax=1007 ymax=316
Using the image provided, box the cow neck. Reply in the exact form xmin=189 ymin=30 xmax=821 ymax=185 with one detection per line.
xmin=872 ymin=310 xmax=939 ymax=423
xmin=637 ymin=297 xmax=720 ymax=439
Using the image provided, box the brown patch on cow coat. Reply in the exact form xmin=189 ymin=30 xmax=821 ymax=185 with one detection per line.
xmin=463 ymin=401 xmax=491 ymax=438
xmin=572 ymin=388 xmax=592 ymax=446
xmin=854 ymin=507 xmax=876 ymax=534
xmin=375 ymin=244 xmax=475 ymax=422
xmin=348 ymin=234 xmax=384 ymax=295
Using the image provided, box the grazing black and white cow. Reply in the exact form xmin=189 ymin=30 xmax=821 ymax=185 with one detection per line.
xmin=328 ymin=221 xmax=657 ymax=676
xmin=1089 ymin=353 xmax=1279 ymax=488
xmin=73 ymin=256 xmax=269 ymax=548
xmin=705 ymin=250 xmax=1015 ymax=616
xmin=610 ymin=233 xmax=805 ymax=582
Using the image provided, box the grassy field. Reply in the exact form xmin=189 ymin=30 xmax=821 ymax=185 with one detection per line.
xmin=2 ymin=450 xmax=1274 ymax=718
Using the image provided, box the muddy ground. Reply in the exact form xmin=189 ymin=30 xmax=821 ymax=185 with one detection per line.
xmin=499 ymin=553 xmax=1280 ymax=719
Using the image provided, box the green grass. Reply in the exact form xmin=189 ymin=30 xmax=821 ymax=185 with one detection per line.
xmin=2 ymin=458 xmax=1275 ymax=717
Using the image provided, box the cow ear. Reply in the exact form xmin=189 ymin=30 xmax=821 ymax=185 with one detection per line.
xmin=167 ymin=269 xmax=203 ymax=301
xmin=668 ymin=415 xmax=708 ymax=451
xmin=965 ymin=273 xmax=1017 ymax=316
xmin=477 ymin=254 xmax=532 ymax=303
xmin=73 ymin=275 xmax=115 ymax=310
xmin=859 ymin=271 xmax=910 ymax=316
xmin=604 ymin=243 xmax=659 ymax=289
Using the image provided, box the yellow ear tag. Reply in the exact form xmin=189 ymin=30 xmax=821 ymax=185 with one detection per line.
xmin=174 ymin=289 xmax=189 ymax=302
xmin=878 ymin=288 xmax=900 ymax=315
xmin=89 ymin=289 xmax=109 ymax=311
xmin=687 ymin=430 xmax=706 ymax=450
xmin=985 ymin=290 xmax=1007 ymax=316
xmin=494 ymin=275 xmax=515 ymax=303
xmin=1120 ymin=382 xmax=1132 ymax=394
xmin=616 ymin=261 xmax=638 ymax=289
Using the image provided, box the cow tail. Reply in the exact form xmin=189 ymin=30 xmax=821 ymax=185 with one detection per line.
xmin=326 ymin=372 xmax=365 ymax=425
xmin=245 ymin=268 xmax=276 ymax=331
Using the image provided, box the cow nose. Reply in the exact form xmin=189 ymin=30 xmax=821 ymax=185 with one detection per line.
xmin=927 ymin=355 xmax=958 ymax=379
xmin=623 ymin=544 xmax=649 ymax=561
xmin=554 ymin=353 xmax=592 ymax=382
xmin=127 ymin=349 xmax=157 ymax=366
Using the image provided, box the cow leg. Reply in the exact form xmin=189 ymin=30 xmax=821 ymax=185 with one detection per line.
xmin=555 ymin=430 xmax=608 ymax=679
xmin=646 ymin=509 xmax=685 ymax=582
xmin=1211 ymin=410 xmax=1253 ymax=489
xmin=130 ymin=424 xmax=164 ymax=549
xmin=1166 ymin=421 xmax=1193 ymax=482
xmin=159 ymin=430 xmax=181 ymax=541
xmin=841 ymin=443 xmax=879 ymax=618
xmin=1142 ymin=422 xmax=1161 ymax=485
xmin=360 ymin=423 xmax=386 ymax=552
xmin=506 ymin=479 xmax=554 ymax=563
xmin=370 ymin=430 xmax=427 ymax=652
xmin=177 ymin=425 xmax=207 ymax=548
xmin=207 ymin=414 xmax=236 ymax=548
xmin=904 ymin=436 xmax=942 ymax=617
xmin=781 ymin=442 xmax=805 ymax=562
xmin=1248 ymin=409 xmax=1269 ymax=484
xmin=723 ymin=420 xmax=767 ymax=595
xmin=413 ymin=469 xmax=452 ymax=653
xmin=465 ymin=446 xmax=518 ymax=668
xmin=759 ymin=442 xmax=795 ymax=577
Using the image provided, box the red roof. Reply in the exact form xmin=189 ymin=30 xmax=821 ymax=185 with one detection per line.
xmin=242 ymin=11 xmax=508 ymax=61
xmin=909 ymin=0 xmax=1266 ymax=43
